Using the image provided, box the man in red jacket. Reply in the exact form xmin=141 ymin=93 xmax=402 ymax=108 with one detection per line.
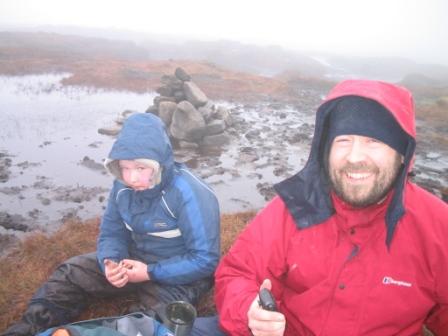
xmin=215 ymin=80 xmax=448 ymax=335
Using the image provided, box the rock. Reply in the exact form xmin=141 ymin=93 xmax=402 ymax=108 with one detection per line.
xmin=214 ymin=106 xmax=233 ymax=126
xmin=173 ymin=90 xmax=186 ymax=103
xmin=178 ymin=141 xmax=199 ymax=149
xmin=153 ymin=96 xmax=176 ymax=107
xmin=201 ymin=133 xmax=231 ymax=147
xmin=185 ymin=127 xmax=209 ymax=142
xmin=158 ymin=101 xmax=177 ymax=126
xmin=183 ymin=81 xmax=208 ymax=107
xmin=184 ymin=121 xmax=226 ymax=141
xmin=273 ymin=166 xmax=287 ymax=176
xmin=98 ymin=126 xmax=121 ymax=136
xmin=153 ymin=96 xmax=162 ymax=107
xmin=426 ymin=152 xmax=442 ymax=160
xmin=145 ymin=105 xmax=158 ymax=114
xmin=0 ymin=212 xmax=30 ymax=231
xmin=175 ymin=67 xmax=191 ymax=82
xmin=116 ymin=110 xmax=136 ymax=124
xmin=202 ymin=120 xmax=226 ymax=136
xmin=170 ymin=101 xmax=205 ymax=141
xmin=156 ymin=85 xmax=174 ymax=97
xmin=161 ymin=75 xmax=183 ymax=89
xmin=0 ymin=152 xmax=12 ymax=183
xmin=80 ymin=156 xmax=104 ymax=171
xmin=40 ymin=197 xmax=51 ymax=206
xmin=257 ymin=182 xmax=276 ymax=201
xmin=245 ymin=129 xmax=261 ymax=140
xmin=239 ymin=147 xmax=259 ymax=163
xmin=198 ymin=102 xmax=215 ymax=123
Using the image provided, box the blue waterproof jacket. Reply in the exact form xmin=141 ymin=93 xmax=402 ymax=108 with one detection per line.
xmin=97 ymin=113 xmax=220 ymax=285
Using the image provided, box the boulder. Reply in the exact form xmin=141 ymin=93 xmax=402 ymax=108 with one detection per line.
xmin=154 ymin=96 xmax=176 ymax=107
xmin=145 ymin=105 xmax=158 ymax=114
xmin=202 ymin=120 xmax=226 ymax=136
xmin=214 ymin=106 xmax=233 ymax=126
xmin=158 ymin=101 xmax=177 ymax=126
xmin=170 ymin=101 xmax=205 ymax=141
xmin=201 ymin=133 xmax=230 ymax=147
xmin=161 ymin=75 xmax=184 ymax=90
xmin=183 ymin=81 xmax=208 ymax=107
xmin=183 ymin=121 xmax=226 ymax=142
xmin=175 ymin=67 xmax=191 ymax=82
xmin=173 ymin=90 xmax=186 ymax=103
xmin=198 ymin=101 xmax=215 ymax=123
xmin=156 ymin=85 xmax=174 ymax=97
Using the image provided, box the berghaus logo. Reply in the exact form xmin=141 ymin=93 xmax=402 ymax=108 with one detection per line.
xmin=382 ymin=276 xmax=412 ymax=287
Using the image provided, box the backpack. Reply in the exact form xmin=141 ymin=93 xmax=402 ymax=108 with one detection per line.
xmin=36 ymin=312 xmax=174 ymax=336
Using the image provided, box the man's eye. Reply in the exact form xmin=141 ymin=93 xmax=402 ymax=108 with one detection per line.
xmin=335 ymin=137 xmax=351 ymax=143
xmin=368 ymin=138 xmax=381 ymax=144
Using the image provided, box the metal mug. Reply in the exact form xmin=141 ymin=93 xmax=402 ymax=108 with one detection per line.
xmin=163 ymin=301 xmax=197 ymax=336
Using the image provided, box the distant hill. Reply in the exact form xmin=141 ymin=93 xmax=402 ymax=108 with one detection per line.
xmin=140 ymin=39 xmax=327 ymax=78
xmin=1 ymin=29 xmax=448 ymax=102
xmin=320 ymin=54 xmax=448 ymax=85
xmin=0 ymin=31 xmax=149 ymax=61
xmin=1 ymin=26 xmax=448 ymax=87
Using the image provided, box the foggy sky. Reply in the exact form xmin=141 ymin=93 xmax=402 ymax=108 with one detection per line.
xmin=0 ymin=0 xmax=447 ymax=65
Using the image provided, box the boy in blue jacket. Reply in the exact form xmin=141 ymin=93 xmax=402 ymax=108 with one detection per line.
xmin=3 ymin=113 xmax=220 ymax=336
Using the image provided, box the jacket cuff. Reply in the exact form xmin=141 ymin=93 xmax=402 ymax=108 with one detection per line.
xmin=147 ymin=263 xmax=156 ymax=280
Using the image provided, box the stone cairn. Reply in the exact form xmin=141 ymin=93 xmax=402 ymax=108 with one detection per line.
xmin=146 ymin=67 xmax=233 ymax=149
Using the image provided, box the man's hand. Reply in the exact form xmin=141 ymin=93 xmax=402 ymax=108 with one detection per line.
xmin=247 ymin=279 xmax=286 ymax=336
xmin=121 ymin=259 xmax=150 ymax=283
xmin=104 ymin=259 xmax=128 ymax=288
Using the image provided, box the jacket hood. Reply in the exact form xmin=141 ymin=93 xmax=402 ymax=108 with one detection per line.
xmin=105 ymin=113 xmax=174 ymax=192
xmin=274 ymin=79 xmax=416 ymax=246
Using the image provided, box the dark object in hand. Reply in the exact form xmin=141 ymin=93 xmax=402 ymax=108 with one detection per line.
xmin=259 ymin=288 xmax=278 ymax=311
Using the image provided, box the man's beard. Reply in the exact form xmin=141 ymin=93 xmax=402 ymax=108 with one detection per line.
xmin=328 ymin=155 xmax=403 ymax=208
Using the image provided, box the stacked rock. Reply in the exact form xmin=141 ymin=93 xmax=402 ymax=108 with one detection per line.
xmin=146 ymin=67 xmax=233 ymax=148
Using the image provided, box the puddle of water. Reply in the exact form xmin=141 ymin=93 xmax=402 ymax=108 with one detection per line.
xmin=0 ymin=74 xmax=155 ymax=232
xmin=1 ymin=74 xmax=446 ymax=237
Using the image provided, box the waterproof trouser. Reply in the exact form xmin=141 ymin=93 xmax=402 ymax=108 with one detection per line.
xmin=2 ymin=252 xmax=213 ymax=336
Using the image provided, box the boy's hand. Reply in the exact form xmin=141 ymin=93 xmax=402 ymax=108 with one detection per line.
xmin=247 ymin=279 xmax=286 ymax=336
xmin=104 ymin=259 xmax=128 ymax=288
xmin=121 ymin=259 xmax=150 ymax=283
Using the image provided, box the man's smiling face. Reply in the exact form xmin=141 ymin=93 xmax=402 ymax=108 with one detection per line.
xmin=328 ymin=134 xmax=403 ymax=207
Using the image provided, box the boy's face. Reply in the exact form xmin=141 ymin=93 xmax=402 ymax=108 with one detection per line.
xmin=328 ymin=134 xmax=403 ymax=207
xmin=119 ymin=160 xmax=155 ymax=191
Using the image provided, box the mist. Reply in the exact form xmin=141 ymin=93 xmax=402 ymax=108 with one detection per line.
xmin=1 ymin=0 xmax=447 ymax=67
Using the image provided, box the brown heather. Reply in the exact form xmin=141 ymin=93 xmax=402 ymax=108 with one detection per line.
xmin=0 ymin=212 xmax=255 ymax=331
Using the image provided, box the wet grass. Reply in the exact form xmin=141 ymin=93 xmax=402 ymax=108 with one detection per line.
xmin=0 ymin=211 xmax=255 ymax=331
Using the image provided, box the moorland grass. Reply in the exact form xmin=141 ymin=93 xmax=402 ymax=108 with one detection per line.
xmin=0 ymin=211 xmax=255 ymax=331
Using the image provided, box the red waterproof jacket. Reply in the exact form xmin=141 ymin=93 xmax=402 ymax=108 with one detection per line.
xmin=215 ymin=80 xmax=448 ymax=335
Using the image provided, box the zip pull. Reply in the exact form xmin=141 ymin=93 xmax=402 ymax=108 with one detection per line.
xmin=347 ymin=245 xmax=359 ymax=261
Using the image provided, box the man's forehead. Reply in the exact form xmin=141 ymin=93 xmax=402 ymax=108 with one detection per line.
xmin=326 ymin=96 xmax=408 ymax=157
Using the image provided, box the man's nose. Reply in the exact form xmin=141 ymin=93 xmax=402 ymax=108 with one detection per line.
xmin=346 ymin=139 xmax=367 ymax=163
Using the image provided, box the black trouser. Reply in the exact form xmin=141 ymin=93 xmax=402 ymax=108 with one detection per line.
xmin=1 ymin=253 xmax=213 ymax=336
